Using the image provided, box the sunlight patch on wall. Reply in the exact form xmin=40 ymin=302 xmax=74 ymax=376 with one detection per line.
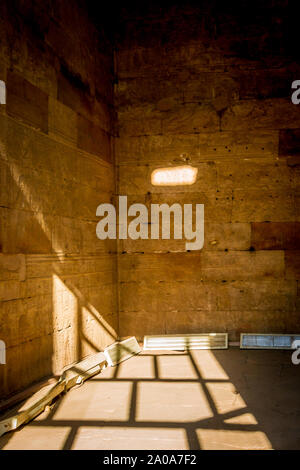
xmin=151 ymin=165 xmax=198 ymax=186
xmin=52 ymin=274 xmax=78 ymax=373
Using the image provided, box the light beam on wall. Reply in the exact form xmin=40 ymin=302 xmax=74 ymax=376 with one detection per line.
xmin=151 ymin=165 xmax=198 ymax=186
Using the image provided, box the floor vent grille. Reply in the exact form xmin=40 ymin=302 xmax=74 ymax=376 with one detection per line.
xmin=240 ymin=333 xmax=300 ymax=350
xmin=143 ymin=333 xmax=228 ymax=350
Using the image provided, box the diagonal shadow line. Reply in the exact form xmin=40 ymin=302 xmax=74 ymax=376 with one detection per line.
xmin=90 ymin=377 xmax=230 ymax=383
xmin=2 ymin=350 xmax=270 ymax=451
xmin=53 ymin=268 xmax=118 ymax=344
xmin=186 ymin=349 xmax=220 ymax=418
xmin=129 ymin=381 xmax=137 ymax=424
xmin=80 ymin=332 xmax=103 ymax=354
xmin=185 ymin=425 xmax=201 ymax=450
xmin=62 ymin=424 xmax=79 ymax=450
xmin=113 ymin=362 xmax=120 ymax=378
xmin=153 ymin=355 xmax=159 ymax=379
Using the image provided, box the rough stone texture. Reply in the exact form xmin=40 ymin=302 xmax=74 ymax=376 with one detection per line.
xmin=0 ymin=0 xmax=300 ymax=400
xmin=0 ymin=1 xmax=117 ymax=398
xmin=115 ymin=1 xmax=300 ymax=341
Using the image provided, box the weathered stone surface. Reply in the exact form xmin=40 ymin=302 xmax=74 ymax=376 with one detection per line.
xmin=285 ymin=251 xmax=300 ymax=280
xmin=201 ymin=251 xmax=284 ymax=280
xmin=123 ymin=191 xmax=233 ymax=223
xmin=216 ymin=280 xmax=297 ymax=312
xmin=216 ymin=159 xmax=292 ymax=191
xmin=232 ymin=189 xmax=295 ymax=222
xmin=115 ymin=77 xmax=184 ymax=109
xmin=57 ymin=66 xmax=92 ymax=113
xmin=198 ymin=131 xmax=279 ymax=160
xmin=0 ymin=1 xmax=117 ymax=399
xmin=0 ymin=335 xmax=53 ymax=397
xmin=115 ymin=133 xmax=200 ymax=165
xmin=120 ymin=281 xmax=217 ymax=313
xmin=114 ymin=0 xmax=299 ymax=343
xmin=162 ymin=103 xmax=219 ymax=134
xmin=119 ymin=250 xmax=284 ymax=283
xmin=118 ymin=105 xmax=162 ymax=137
xmin=119 ymin=309 xmax=167 ymax=339
xmin=6 ymin=71 xmax=48 ymax=133
xmin=251 ymin=222 xmax=300 ymax=250
xmin=78 ymin=153 xmax=114 ymax=192
xmin=119 ymin=253 xmax=202 ymax=282
xmin=0 ymin=254 xmax=26 ymax=281
xmin=0 ymin=296 xmax=52 ymax=348
xmin=105 ymin=130 xmax=280 ymax=165
xmin=81 ymin=220 xmax=117 ymax=254
xmin=48 ymin=97 xmax=77 ymax=145
xmin=204 ymin=223 xmax=251 ymax=251
xmin=119 ymin=222 xmax=250 ymax=253
xmin=1 ymin=0 xmax=300 ymax=400
xmin=164 ymin=310 xmax=300 ymax=338
xmin=0 ymin=279 xmax=26 ymax=302
xmin=239 ymin=68 xmax=296 ymax=100
xmin=77 ymin=115 xmax=111 ymax=163
xmin=222 ymin=99 xmax=300 ymax=131
xmin=279 ymin=129 xmax=300 ymax=157
xmin=1 ymin=208 xmax=52 ymax=254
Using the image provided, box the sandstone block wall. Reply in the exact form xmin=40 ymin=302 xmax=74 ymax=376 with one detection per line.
xmin=115 ymin=1 xmax=300 ymax=340
xmin=0 ymin=0 xmax=300 ymax=399
xmin=0 ymin=1 xmax=117 ymax=398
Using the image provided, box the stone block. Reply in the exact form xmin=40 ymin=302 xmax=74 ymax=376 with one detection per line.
xmin=0 ymin=279 xmax=26 ymax=301
xmin=216 ymin=280 xmax=297 ymax=312
xmin=118 ymin=105 xmax=162 ymax=137
xmin=1 ymin=208 xmax=52 ymax=254
xmin=6 ymin=71 xmax=48 ymax=133
xmin=251 ymin=222 xmax=300 ymax=250
xmin=222 ymin=99 xmax=300 ymax=131
xmin=48 ymin=96 xmax=77 ymax=145
xmin=162 ymin=103 xmax=219 ymax=134
xmin=279 ymin=129 xmax=300 ymax=157
xmin=232 ymin=189 xmax=295 ymax=222
xmin=57 ymin=64 xmax=93 ymax=118
xmin=119 ymin=252 xmax=202 ymax=282
xmin=201 ymin=251 xmax=284 ymax=280
xmin=216 ymin=159 xmax=292 ymax=191
xmin=285 ymin=251 xmax=300 ymax=280
xmin=120 ymin=280 xmax=217 ymax=313
xmin=115 ymin=133 xmax=200 ymax=165
xmin=77 ymin=115 xmax=111 ymax=163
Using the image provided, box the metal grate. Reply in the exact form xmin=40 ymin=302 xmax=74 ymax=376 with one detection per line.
xmin=143 ymin=333 xmax=228 ymax=351
xmin=240 ymin=333 xmax=300 ymax=350
xmin=104 ymin=337 xmax=141 ymax=366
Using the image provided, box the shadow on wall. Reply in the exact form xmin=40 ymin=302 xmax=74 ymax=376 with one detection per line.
xmin=0 ymin=145 xmax=118 ymax=400
xmin=1 ymin=348 xmax=299 ymax=450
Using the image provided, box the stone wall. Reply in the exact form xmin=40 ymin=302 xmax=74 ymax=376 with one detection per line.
xmin=0 ymin=0 xmax=299 ymax=399
xmin=0 ymin=1 xmax=117 ymax=398
xmin=115 ymin=1 xmax=300 ymax=340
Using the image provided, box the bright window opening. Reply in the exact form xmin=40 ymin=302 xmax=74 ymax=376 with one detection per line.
xmin=151 ymin=165 xmax=198 ymax=186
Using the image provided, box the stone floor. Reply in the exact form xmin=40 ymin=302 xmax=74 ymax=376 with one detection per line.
xmin=1 ymin=349 xmax=300 ymax=450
